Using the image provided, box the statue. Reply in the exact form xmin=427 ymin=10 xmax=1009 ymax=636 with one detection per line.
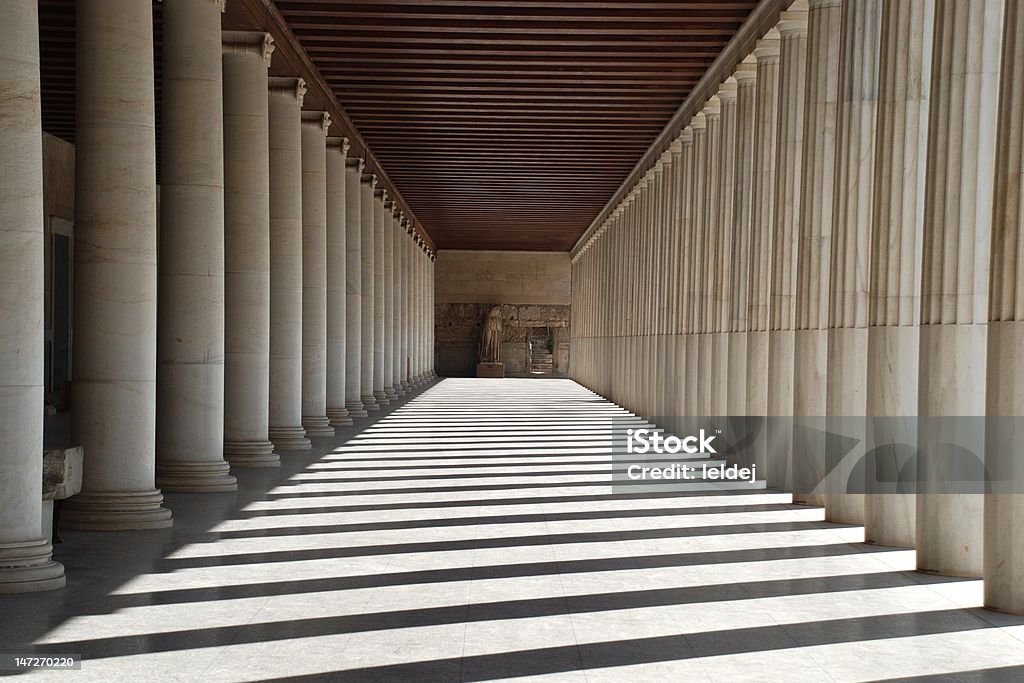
xmin=477 ymin=307 xmax=504 ymax=377
xmin=479 ymin=307 xmax=502 ymax=363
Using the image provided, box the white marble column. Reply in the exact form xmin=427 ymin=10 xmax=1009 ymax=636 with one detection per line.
xmin=64 ymin=0 xmax=173 ymax=529
xmin=344 ymin=158 xmax=367 ymax=417
xmin=685 ymin=112 xmax=707 ymax=420
xmin=986 ymin=0 xmax=1024 ymax=613
xmin=299 ymin=111 xmax=334 ymax=439
xmin=747 ymin=30 xmax=780 ymax=479
xmin=712 ymin=81 xmax=738 ymax=418
xmin=791 ymin=0 xmax=841 ymax=506
xmin=382 ymin=198 xmax=397 ymax=400
xmin=360 ymin=173 xmax=379 ymax=410
xmin=373 ymin=190 xmax=388 ymax=405
xmin=400 ymin=219 xmax=412 ymax=392
xmin=673 ymin=128 xmax=694 ymax=430
xmin=156 ymin=0 xmax=236 ymax=493
xmin=0 ymin=0 xmax=66 ymax=591
xmin=767 ymin=1 xmax=808 ymax=491
xmin=267 ymin=77 xmax=311 ymax=450
xmin=823 ymin=0 xmax=882 ymax=524
xmin=729 ymin=58 xmax=757 ymax=434
xmin=916 ymin=0 xmax=1003 ymax=578
xmin=221 ymin=32 xmax=278 ymax=467
xmin=411 ymin=238 xmax=422 ymax=384
xmin=864 ymin=0 xmax=933 ymax=548
xmin=428 ymin=252 xmax=436 ymax=377
xmin=392 ymin=210 xmax=406 ymax=395
xmin=326 ymin=136 xmax=353 ymax=427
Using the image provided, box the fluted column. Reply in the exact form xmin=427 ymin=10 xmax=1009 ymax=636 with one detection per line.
xmin=299 ymin=111 xmax=334 ymax=439
xmin=791 ymin=0 xmax=842 ymax=505
xmin=986 ymin=0 xmax=1024 ymax=614
xmin=266 ymin=77 xmax=311 ymax=450
xmin=392 ymin=211 xmax=406 ymax=395
xmin=0 ymin=0 xmax=66 ymax=591
xmin=359 ymin=173 xmax=378 ymax=410
xmin=428 ymin=252 xmax=436 ymax=377
xmin=344 ymin=158 xmax=367 ymax=417
xmin=64 ymin=0 xmax=173 ymax=528
xmin=712 ymin=81 xmax=738 ymax=418
xmin=156 ymin=0 xmax=236 ymax=492
xmin=326 ymin=136 xmax=353 ymax=427
xmin=373 ymin=190 xmax=388 ymax=405
xmin=412 ymin=238 xmax=423 ymax=383
xmin=671 ymin=128 xmax=693 ymax=432
xmin=747 ymin=30 xmax=780 ymax=478
xmin=864 ymin=0 xmax=934 ymax=548
xmin=221 ymin=32 xmax=278 ymax=467
xmin=382 ymin=198 xmax=397 ymax=399
xmin=823 ymin=0 xmax=882 ymax=523
xmin=400 ymin=219 xmax=412 ymax=392
xmin=685 ymin=112 xmax=707 ymax=420
xmin=766 ymin=2 xmax=808 ymax=491
xmin=728 ymin=58 xmax=757 ymax=435
xmin=916 ymin=0 xmax=1003 ymax=577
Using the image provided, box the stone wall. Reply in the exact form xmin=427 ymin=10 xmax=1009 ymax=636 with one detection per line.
xmin=435 ymin=303 xmax=570 ymax=377
xmin=434 ymin=249 xmax=571 ymax=377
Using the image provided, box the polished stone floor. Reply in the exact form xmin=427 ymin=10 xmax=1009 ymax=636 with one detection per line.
xmin=4 ymin=378 xmax=1024 ymax=682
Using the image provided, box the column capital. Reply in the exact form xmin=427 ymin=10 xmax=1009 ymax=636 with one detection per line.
xmin=658 ymin=149 xmax=672 ymax=167
xmin=717 ymin=78 xmax=738 ymax=102
xmin=734 ymin=54 xmax=758 ymax=83
xmin=268 ymin=77 xmax=306 ymax=106
xmin=778 ymin=2 xmax=809 ymax=36
xmin=691 ymin=110 xmax=707 ymax=130
xmin=702 ymin=95 xmax=721 ymax=118
xmin=754 ymin=28 xmax=782 ymax=61
xmin=808 ymin=0 xmax=840 ymax=8
xmin=327 ymin=136 xmax=351 ymax=156
xmin=670 ymin=138 xmax=683 ymax=154
xmin=679 ymin=125 xmax=694 ymax=144
xmin=222 ymin=31 xmax=274 ymax=67
xmin=301 ymin=111 xmax=331 ymax=135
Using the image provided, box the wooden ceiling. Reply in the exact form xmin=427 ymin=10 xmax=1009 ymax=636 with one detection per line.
xmin=276 ymin=0 xmax=757 ymax=250
xmin=36 ymin=0 xmax=757 ymax=252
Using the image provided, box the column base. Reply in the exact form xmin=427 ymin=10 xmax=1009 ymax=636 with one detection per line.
xmin=400 ymin=381 xmax=412 ymax=393
xmin=393 ymin=384 xmax=406 ymax=397
xmin=224 ymin=440 xmax=280 ymax=468
xmin=327 ymin=407 xmax=354 ymax=427
xmin=0 ymin=539 xmax=66 ymax=594
xmin=362 ymin=394 xmax=380 ymax=412
xmin=269 ymin=425 xmax=312 ymax=450
xmin=156 ymin=460 xmax=238 ymax=492
xmin=373 ymin=390 xmax=390 ymax=406
xmin=345 ymin=400 xmax=368 ymax=418
xmin=60 ymin=489 xmax=173 ymax=531
xmin=384 ymin=384 xmax=398 ymax=399
xmin=301 ymin=415 xmax=336 ymax=438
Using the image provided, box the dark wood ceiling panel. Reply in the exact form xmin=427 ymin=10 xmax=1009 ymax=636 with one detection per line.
xmin=275 ymin=0 xmax=756 ymax=250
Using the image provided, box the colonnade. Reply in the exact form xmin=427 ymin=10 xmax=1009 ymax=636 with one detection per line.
xmin=0 ymin=0 xmax=435 ymax=592
xmin=570 ymin=0 xmax=1024 ymax=615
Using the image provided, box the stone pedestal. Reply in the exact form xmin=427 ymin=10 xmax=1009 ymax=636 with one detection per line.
xmin=477 ymin=362 xmax=505 ymax=378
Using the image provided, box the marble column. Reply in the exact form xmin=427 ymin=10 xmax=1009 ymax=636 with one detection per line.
xmin=266 ymin=77 xmax=311 ymax=450
xmin=685 ymin=112 xmax=707 ymax=421
xmin=382 ymin=198 xmax=397 ymax=400
xmin=712 ymin=81 xmax=738 ymax=418
xmin=64 ymin=0 xmax=173 ymax=528
xmin=729 ymin=58 xmax=757 ymax=468
xmin=823 ymin=0 xmax=882 ymax=524
xmin=411 ymin=238 xmax=422 ymax=384
xmin=156 ymin=0 xmax=236 ymax=493
xmin=221 ymin=32 xmax=278 ymax=467
xmin=916 ymin=0 xmax=1003 ymax=577
xmin=864 ymin=0 xmax=933 ymax=548
xmin=344 ymin=158 xmax=367 ymax=417
xmin=748 ymin=30 xmax=781 ymax=478
xmin=767 ymin=1 xmax=808 ymax=492
xmin=392 ymin=211 xmax=406 ymax=395
xmin=791 ymin=0 xmax=841 ymax=506
xmin=299 ymin=111 xmax=334 ymax=439
xmin=986 ymin=0 xmax=1024 ymax=613
xmin=428 ymin=253 xmax=436 ymax=377
xmin=400 ymin=219 xmax=413 ymax=392
xmin=373 ymin=191 xmax=388 ymax=405
xmin=360 ymin=174 xmax=379 ymax=410
xmin=0 ymin=0 xmax=66 ymax=591
xmin=325 ymin=136 xmax=353 ymax=427
xmin=672 ymin=128 xmax=694 ymax=431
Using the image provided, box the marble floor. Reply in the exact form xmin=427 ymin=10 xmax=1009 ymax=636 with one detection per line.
xmin=4 ymin=378 xmax=1024 ymax=682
